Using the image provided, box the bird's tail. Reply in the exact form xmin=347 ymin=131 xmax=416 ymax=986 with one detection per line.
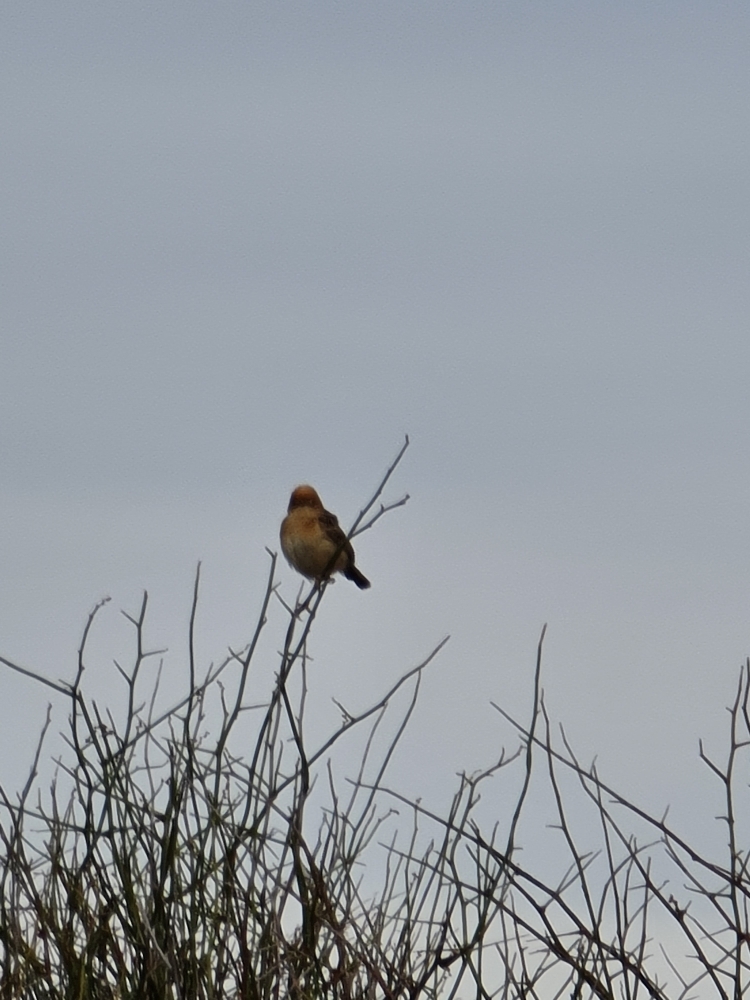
xmin=345 ymin=565 xmax=371 ymax=590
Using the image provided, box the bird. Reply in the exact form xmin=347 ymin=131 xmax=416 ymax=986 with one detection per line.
xmin=280 ymin=485 xmax=371 ymax=589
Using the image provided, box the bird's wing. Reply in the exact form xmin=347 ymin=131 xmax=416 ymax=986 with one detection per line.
xmin=319 ymin=509 xmax=353 ymax=554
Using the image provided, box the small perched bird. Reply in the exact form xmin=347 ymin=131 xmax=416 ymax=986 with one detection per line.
xmin=280 ymin=485 xmax=371 ymax=589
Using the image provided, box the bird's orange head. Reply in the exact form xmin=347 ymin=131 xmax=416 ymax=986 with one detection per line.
xmin=287 ymin=484 xmax=324 ymax=512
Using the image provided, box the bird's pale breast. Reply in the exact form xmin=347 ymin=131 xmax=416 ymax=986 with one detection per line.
xmin=280 ymin=511 xmax=345 ymax=578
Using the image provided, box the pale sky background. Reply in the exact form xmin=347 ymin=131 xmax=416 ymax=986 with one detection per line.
xmin=1 ymin=2 xmax=749 ymax=854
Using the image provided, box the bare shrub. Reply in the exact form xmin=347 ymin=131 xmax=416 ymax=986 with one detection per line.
xmin=1 ymin=443 xmax=749 ymax=998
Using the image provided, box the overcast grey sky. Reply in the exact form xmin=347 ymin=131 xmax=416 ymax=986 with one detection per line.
xmin=1 ymin=2 xmax=749 ymax=842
